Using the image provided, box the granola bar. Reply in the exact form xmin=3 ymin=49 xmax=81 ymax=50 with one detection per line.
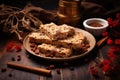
xmin=38 ymin=43 xmax=72 ymax=57
xmin=29 ymin=31 xmax=86 ymax=49
xmin=28 ymin=32 xmax=52 ymax=44
xmin=40 ymin=23 xmax=75 ymax=40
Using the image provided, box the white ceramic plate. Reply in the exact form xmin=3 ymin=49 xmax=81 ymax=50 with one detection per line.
xmin=23 ymin=28 xmax=96 ymax=61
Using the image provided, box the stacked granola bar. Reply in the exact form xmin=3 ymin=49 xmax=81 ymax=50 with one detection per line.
xmin=29 ymin=23 xmax=88 ymax=58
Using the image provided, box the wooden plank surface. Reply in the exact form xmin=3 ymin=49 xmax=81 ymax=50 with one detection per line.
xmin=0 ymin=41 xmax=99 ymax=80
xmin=0 ymin=32 xmax=108 ymax=80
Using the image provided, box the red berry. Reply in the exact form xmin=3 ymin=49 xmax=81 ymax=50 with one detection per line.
xmin=101 ymin=59 xmax=111 ymax=66
xmin=6 ymin=46 xmax=13 ymax=51
xmin=101 ymin=64 xmax=112 ymax=72
xmin=6 ymin=41 xmax=15 ymax=52
xmin=15 ymin=45 xmax=21 ymax=52
xmin=112 ymin=20 xmax=119 ymax=27
xmin=90 ymin=69 xmax=98 ymax=75
xmin=107 ymin=38 xmax=113 ymax=44
xmin=108 ymin=52 xmax=115 ymax=61
xmin=90 ymin=66 xmax=95 ymax=69
xmin=115 ymin=39 xmax=120 ymax=45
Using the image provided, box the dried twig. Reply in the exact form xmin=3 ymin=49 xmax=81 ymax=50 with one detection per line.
xmin=0 ymin=4 xmax=43 ymax=40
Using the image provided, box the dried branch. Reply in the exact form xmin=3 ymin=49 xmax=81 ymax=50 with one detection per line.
xmin=0 ymin=4 xmax=44 ymax=40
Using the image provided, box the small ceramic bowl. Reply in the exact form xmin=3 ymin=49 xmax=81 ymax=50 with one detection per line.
xmin=83 ymin=18 xmax=108 ymax=36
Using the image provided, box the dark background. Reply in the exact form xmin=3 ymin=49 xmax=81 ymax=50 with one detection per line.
xmin=0 ymin=0 xmax=120 ymax=10
xmin=0 ymin=0 xmax=120 ymax=28
xmin=0 ymin=0 xmax=59 ymax=10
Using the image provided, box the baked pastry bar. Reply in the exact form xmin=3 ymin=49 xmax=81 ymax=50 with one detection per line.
xmin=29 ymin=32 xmax=52 ymax=44
xmin=40 ymin=23 xmax=75 ymax=40
xmin=38 ymin=43 xmax=72 ymax=57
xmin=29 ymin=31 xmax=86 ymax=49
xmin=56 ymin=32 xmax=86 ymax=49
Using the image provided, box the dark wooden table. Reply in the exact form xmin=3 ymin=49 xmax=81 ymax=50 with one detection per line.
xmin=0 ymin=32 xmax=110 ymax=80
